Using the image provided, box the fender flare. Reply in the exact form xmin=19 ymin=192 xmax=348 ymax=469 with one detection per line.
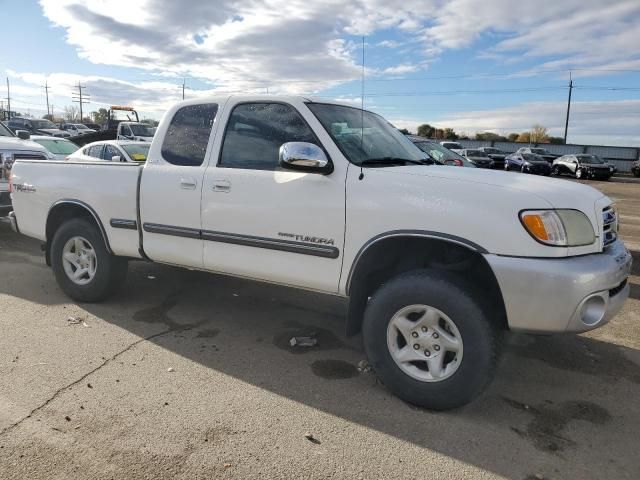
xmin=46 ymin=199 xmax=113 ymax=257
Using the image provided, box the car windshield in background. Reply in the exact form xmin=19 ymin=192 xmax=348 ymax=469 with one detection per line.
xmin=442 ymin=142 xmax=462 ymax=149
xmin=122 ymin=143 xmax=150 ymax=162
xmin=74 ymin=124 xmax=91 ymax=130
xmin=577 ymin=154 xmax=606 ymax=164
xmin=130 ymin=124 xmax=155 ymax=136
xmin=307 ymin=103 xmax=427 ymax=166
xmin=414 ymin=142 xmax=476 ymax=167
xmin=467 ymin=150 xmax=487 ymax=157
xmin=530 ymin=148 xmax=549 ymax=155
xmin=484 ymin=148 xmax=500 ymax=154
xmin=0 ymin=122 xmax=13 ymax=137
xmin=33 ymin=138 xmax=78 ymax=155
xmin=523 ymin=153 xmax=543 ymax=161
xmin=31 ymin=120 xmax=57 ymax=129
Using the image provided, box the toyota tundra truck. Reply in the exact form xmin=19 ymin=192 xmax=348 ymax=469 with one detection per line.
xmin=9 ymin=96 xmax=632 ymax=410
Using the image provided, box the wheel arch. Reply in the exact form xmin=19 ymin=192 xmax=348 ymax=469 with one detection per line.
xmin=345 ymin=231 xmax=507 ymax=336
xmin=45 ymin=200 xmax=112 ymax=265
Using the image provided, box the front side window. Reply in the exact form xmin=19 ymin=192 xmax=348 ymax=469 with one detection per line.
xmin=0 ymin=122 xmax=13 ymax=137
xmin=161 ymin=104 xmax=218 ymax=166
xmin=219 ymin=103 xmax=318 ymax=170
xmin=102 ymin=145 xmax=120 ymax=161
xmin=307 ymin=103 xmax=426 ymax=166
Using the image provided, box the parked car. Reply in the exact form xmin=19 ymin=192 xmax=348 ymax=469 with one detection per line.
xmin=515 ymin=147 xmax=557 ymax=163
xmin=408 ymin=137 xmax=475 ymax=167
xmin=476 ymin=147 xmax=506 ymax=169
xmin=0 ymin=121 xmax=52 ymax=215
xmin=30 ymin=136 xmax=80 ymax=160
xmin=504 ymin=152 xmax=552 ymax=175
xmin=10 ymin=96 xmax=631 ymax=410
xmin=60 ymin=123 xmax=97 ymax=136
xmin=68 ymin=140 xmax=150 ymax=163
xmin=632 ymin=160 xmax=640 ymax=177
xmin=552 ymin=154 xmax=614 ymax=180
xmin=459 ymin=149 xmax=494 ymax=169
xmin=7 ymin=117 xmax=71 ymax=138
xmin=439 ymin=141 xmax=464 ymax=153
xmin=82 ymin=123 xmax=102 ymax=131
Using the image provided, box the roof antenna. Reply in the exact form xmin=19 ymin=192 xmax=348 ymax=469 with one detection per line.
xmin=359 ymin=36 xmax=365 ymax=181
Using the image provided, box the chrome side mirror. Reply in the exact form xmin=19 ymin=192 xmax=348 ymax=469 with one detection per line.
xmin=111 ymin=155 xmax=122 ymax=162
xmin=16 ymin=130 xmax=30 ymax=140
xmin=279 ymin=142 xmax=331 ymax=173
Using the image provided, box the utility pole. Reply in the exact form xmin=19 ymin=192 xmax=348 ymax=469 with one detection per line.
xmin=563 ymin=72 xmax=573 ymax=144
xmin=43 ymin=80 xmax=51 ymax=117
xmin=6 ymin=77 xmax=11 ymax=119
xmin=182 ymin=78 xmax=185 ymax=100
xmin=72 ymin=82 xmax=90 ymax=122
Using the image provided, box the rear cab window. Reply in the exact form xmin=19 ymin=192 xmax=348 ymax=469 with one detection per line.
xmin=161 ymin=104 xmax=218 ymax=166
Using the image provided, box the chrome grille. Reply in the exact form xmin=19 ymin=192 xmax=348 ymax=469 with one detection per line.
xmin=602 ymin=206 xmax=618 ymax=247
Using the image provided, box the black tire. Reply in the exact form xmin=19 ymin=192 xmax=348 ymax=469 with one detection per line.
xmin=362 ymin=270 xmax=501 ymax=410
xmin=575 ymin=168 xmax=583 ymax=179
xmin=551 ymin=165 xmax=559 ymax=176
xmin=51 ymin=218 xmax=127 ymax=302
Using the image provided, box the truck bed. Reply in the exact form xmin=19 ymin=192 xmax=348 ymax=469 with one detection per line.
xmin=11 ymin=160 xmax=143 ymax=258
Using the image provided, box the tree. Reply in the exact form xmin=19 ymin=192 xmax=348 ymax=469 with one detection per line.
xmin=141 ymin=118 xmax=160 ymax=127
xmin=475 ymin=131 xmax=507 ymax=142
xmin=417 ymin=123 xmax=435 ymax=138
xmin=530 ymin=124 xmax=549 ymax=143
xmin=91 ymin=108 xmax=109 ymax=125
xmin=516 ymin=132 xmax=531 ymax=143
xmin=443 ymin=128 xmax=458 ymax=140
xmin=548 ymin=136 xmax=565 ymax=144
xmin=507 ymin=133 xmax=519 ymax=142
xmin=63 ymin=105 xmax=79 ymax=121
xmin=42 ymin=114 xmax=54 ymax=121
xmin=398 ymin=128 xmax=410 ymax=135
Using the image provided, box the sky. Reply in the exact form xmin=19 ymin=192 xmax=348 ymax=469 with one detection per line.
xmin=1 ymin=0 xmax=640 ymax=146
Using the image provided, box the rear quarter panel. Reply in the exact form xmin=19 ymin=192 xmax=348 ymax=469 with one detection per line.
xmin=11 ymin=160 xmax=142 ymax=258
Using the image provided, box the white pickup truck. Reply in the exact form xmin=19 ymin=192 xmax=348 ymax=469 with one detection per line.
xmin=9 ymin=96 xmax=632 ymax=410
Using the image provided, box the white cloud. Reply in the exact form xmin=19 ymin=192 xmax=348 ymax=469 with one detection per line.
xmin=387 ymin=100 xmax=640 ymax=146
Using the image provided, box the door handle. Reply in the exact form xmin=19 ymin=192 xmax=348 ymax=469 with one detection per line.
xmin=180 ymin=177 xmax=197 ymax=190
xmin=212 ymin=180 xmax=231 ymax=193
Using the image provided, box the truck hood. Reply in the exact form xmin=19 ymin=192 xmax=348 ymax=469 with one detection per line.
xmin=0 ymin=137 xmax=49 ymax=153
xmin=37 ymin=128 xmax=69 ymax=136
xmin=377 ymin=165 xmax=608 ymax=209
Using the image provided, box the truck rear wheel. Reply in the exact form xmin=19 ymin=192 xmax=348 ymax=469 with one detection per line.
xmin=51 ymin=219 xmax=127 ymax=302
xmin=362 ymin=270 xmax=501 ymax=410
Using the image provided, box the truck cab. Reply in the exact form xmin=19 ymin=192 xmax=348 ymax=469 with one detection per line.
xmin=116 ymin=122 xmax=155 ymax=142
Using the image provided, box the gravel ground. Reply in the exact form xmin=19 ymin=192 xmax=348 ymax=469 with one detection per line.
xmin=0 ymin=177 xmax=638 ymax=479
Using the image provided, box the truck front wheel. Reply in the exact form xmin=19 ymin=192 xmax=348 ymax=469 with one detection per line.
xmin=51 ymin=219 xmax=127 ymax=302
xmin=362 ymin=270 xmax=501 ymax=410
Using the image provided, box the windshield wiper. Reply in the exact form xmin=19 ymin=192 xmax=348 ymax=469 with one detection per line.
xmin=360 ymin=157 xmax=431 ymax=167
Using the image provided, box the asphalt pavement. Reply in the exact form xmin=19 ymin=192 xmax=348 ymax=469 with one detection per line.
xmin=0 ymin=177 xmax=638 ymax=479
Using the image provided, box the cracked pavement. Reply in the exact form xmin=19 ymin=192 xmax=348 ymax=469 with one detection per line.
xmin=0 ymin=178 xmax=639 ymax=479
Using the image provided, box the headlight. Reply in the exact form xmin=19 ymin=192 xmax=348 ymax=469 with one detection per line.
xmin=524 ymin=161 xmax=532 ymax=166
xmin=520 ymin=209 xmax=595 ymax=246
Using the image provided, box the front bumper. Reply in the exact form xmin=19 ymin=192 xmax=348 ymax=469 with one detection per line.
xmin=485 ymin=239 xmax=632 ymax=333
xmin=523 ymin=163 xmax=551 ymax=175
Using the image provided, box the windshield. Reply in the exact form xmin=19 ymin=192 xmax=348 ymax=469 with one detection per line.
xmin=530 ymin=148 xmax=548 ymax=155
xmin=577 ymin=154 xmax=605 ymax=164
xmin=33 ymin=138 xmax=78 ymax=155
xmin=122 ymin=143 xmax=150 ymax=162
xmin=74 ymin=124 xmax=90 ymax=130
xmin=466 ymin=150 xmax=488 ymax=157
xmin=414 ymin=142 xmax=475 ymax=167
xmin=442 ymin=142 xmax=462 ymax=149
xmin=130 ymin=124 xmax=155 ymax=136
xmin=483 ymin=148 xmax=500 ymax=154
xmin=31 ymin=119 xmax=57 ymax=129
xmin=523 ymin=153 xmax=544 ymax=162
xmin=0 ymin=122 xmax=13 ymax=137
xmin=306 ymin=103 xmax=427 ymax=165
